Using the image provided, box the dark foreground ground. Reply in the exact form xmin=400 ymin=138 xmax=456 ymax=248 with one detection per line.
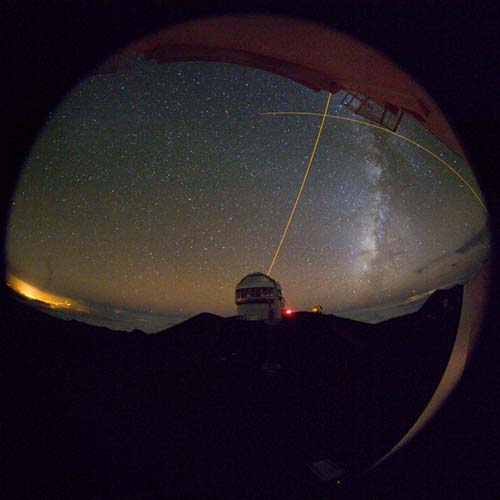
xmin=2 ymin=286 xmax=498 ymax=499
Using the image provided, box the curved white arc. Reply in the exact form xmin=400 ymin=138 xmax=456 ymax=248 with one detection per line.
xmin=368 ymin=260 xmax=490 ymax=470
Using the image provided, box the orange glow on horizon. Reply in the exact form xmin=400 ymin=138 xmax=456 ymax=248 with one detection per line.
xmin=6 ymin=273 xmax=89 ymax=312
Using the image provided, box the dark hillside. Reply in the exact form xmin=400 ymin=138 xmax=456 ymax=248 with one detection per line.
xmin=3 ymin=286 xmax=462 ymax=499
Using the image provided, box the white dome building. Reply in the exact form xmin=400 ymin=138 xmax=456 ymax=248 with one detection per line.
xmin=235 ymin=272 xmax=285 ymax=323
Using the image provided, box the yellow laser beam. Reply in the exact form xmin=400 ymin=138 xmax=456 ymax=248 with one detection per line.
xmin=267 ymin=93 xmax=332 ymax=276
xmin=261 ymin=111 xmax=487 ymax=212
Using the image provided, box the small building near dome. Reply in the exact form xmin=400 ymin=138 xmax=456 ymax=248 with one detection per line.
xmin=235 ymin=272 xmax=284 ymax=323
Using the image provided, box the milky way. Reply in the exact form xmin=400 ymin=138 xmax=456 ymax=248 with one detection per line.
xmin=6 ymin=58 xmax=489 ymax=330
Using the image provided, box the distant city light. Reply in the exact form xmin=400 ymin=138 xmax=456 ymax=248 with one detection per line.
xmin=6 ymin=272 xmax=88 ymax=312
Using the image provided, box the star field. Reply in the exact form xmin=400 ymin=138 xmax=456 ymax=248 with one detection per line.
xmin=6 ymin=58 xmax=489 ymax=328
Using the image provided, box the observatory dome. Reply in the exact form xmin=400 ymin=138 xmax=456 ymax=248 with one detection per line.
xmin=235 ymin=272 xmax=284 ymax=323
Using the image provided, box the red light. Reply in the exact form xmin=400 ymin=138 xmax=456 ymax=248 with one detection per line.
xmin=285 ymin=308 xmax=293 ymax=315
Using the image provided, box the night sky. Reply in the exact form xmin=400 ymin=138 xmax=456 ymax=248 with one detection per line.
xmin=6 ymin=56 xmax=489 ymax=331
